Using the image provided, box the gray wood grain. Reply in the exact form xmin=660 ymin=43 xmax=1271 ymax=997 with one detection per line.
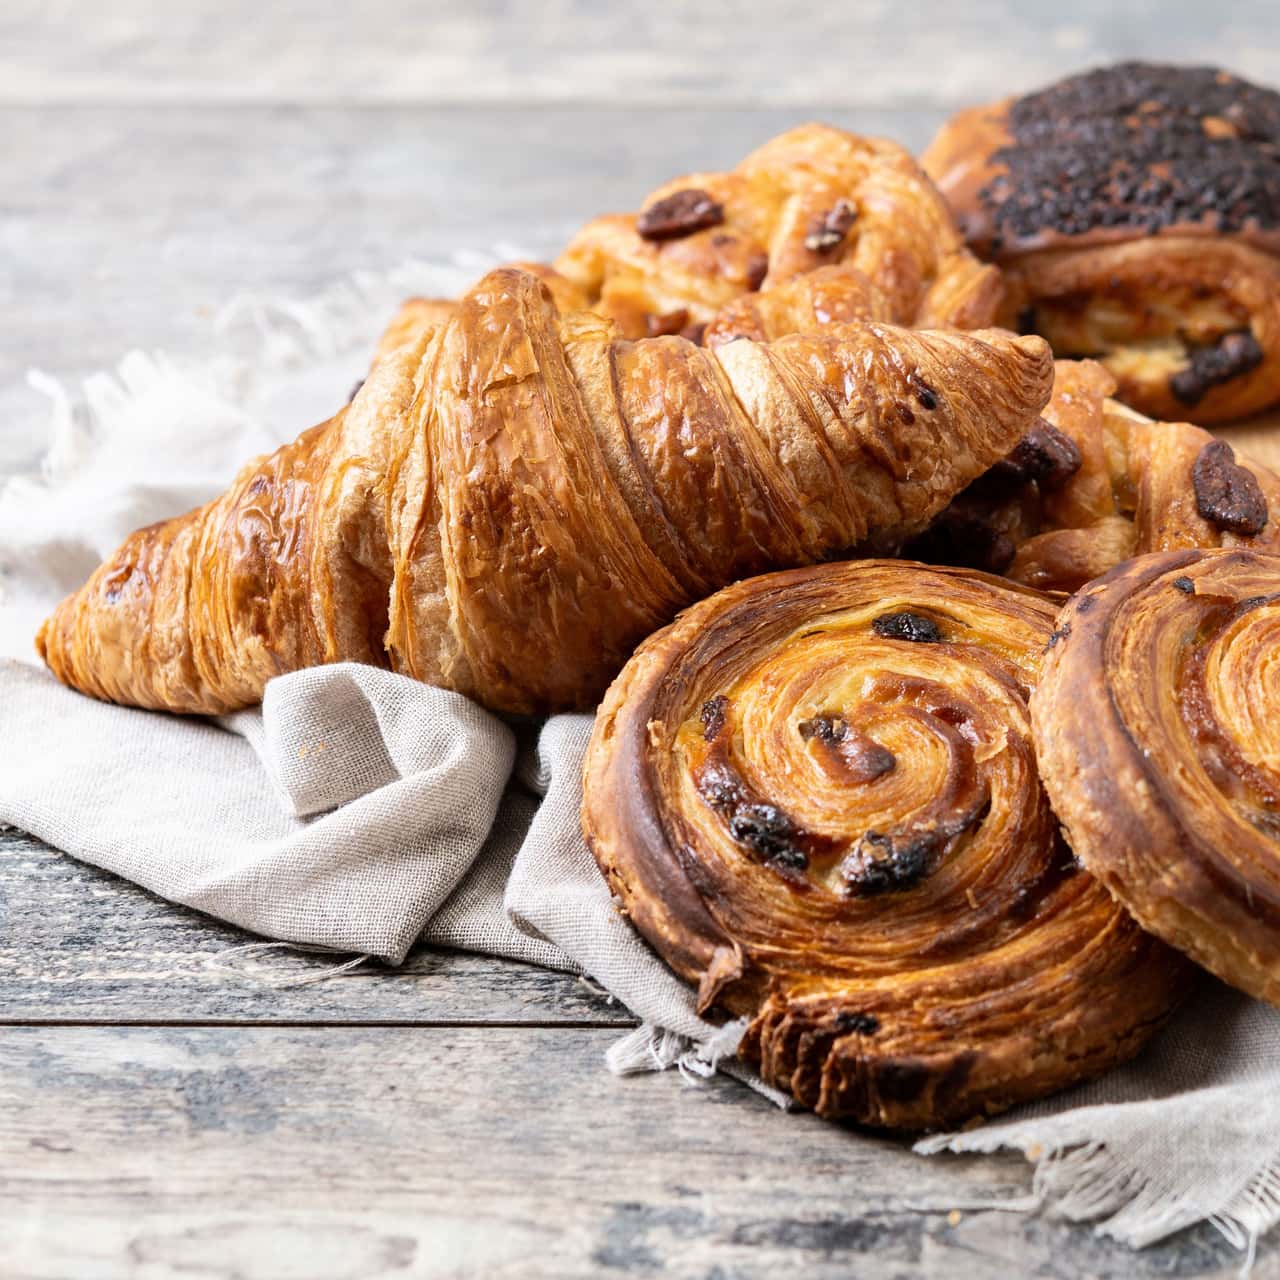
xmin=0 ymin=1024 xmax=1264 ymax=1280
xmin=4 ymin=0 xmax=1279 ymax=109
xmin=0 ymin=104 xmax=936 ymax=471
xmin=0 ymin=828 xmax=627 ymax=1026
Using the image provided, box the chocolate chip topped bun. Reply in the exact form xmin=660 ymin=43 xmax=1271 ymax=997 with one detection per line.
xmin=923 ymin=62 xmax=1280 ymax=425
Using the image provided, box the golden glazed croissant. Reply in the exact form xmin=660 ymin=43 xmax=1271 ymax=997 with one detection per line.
xmin=1034 ymin=548 xmax=1280 ymax=1005
xmin=923 ymin=62 xmax=1280 ymax=424
xmin=555 ymin=123 xmax=1004 ymax=342
xmin=909 ymin=360 xmax=1280 ymax=592
xmin=37 ymin=267 xmax=1053 ymax=717
xmin=582 ymin=560 xmax=1187 ymax=1129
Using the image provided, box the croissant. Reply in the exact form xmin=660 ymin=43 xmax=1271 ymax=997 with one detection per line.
xmin=922 ymin=62 xmax=1280 ymax=424
xmin=1033 ymin=548 xmax=1280 ymax=1005
xmin=555 ymin=123 xmax=1004 ymax=341
xmin=582 ymin=559 xmax=1187 ymax=1129
xmin=37 ymin=267 xmax=1053 ymax=717
xmin=908 ymin=359 xmax=1280 ymax=592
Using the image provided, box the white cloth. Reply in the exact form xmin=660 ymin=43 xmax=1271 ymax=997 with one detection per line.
xmin=2 ymin=255 xmax=1278 ymax=1260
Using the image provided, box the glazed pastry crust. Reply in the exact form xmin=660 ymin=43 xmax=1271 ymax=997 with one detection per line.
xmin=37 ymin=267 xmax=1052 ymax=717
xmin=556 ymin=123 xmax=1003 ymax=341
xmin=582 ymin=560 xmax=1187 ymax=1129
xmin=916 ymin=359 xmax=1280 ymax=593
xmin=923 ymin=64 xmax=1280 ymax=423
xmin=1032 ymin=548 xmax=1280 ymax=1006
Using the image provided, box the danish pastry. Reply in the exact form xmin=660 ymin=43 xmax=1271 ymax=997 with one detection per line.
xmin=557 ymin=123 xmax=1003 ymax=341
xmin=583 ymin=560 xmax=1187 ymax=1128
xmin=923 ymin=62 xmax=1280 ymax=423
xmin=1033 ymin=548 xmax=1280 ymax=1005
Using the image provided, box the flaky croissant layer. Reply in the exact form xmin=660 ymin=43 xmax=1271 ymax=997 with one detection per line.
xmin=38 ymin=267 xmax=1052 ymax=717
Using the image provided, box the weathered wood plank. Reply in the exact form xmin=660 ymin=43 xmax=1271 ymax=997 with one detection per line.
xmin=0 ymin=1024 xmax=1266 ymax=1279
xmin=0 ymin=828 xmax=628 ymax=1025
xmin=4 ymin=0 xmax=1279 ymax=109
xmin=0 ymin=103 xmax=933 ymax=471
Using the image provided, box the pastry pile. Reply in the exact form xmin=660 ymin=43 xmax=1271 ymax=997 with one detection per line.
xmin=38 ymin=62 xmax=1280 ymax=1129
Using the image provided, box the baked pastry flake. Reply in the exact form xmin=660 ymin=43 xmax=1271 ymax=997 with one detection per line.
xmin=37 ymin=267 xmax=1052 ymax=717
xmin=1032 ymin=548 xmax=1280 ymax=1005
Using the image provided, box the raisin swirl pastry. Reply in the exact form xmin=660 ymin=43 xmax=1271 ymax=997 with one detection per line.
xmin=909 ymin=360 xmax=1280 ymax=592
xmin=38 ymin=268 xmax=1052 ymax=717
xmin=923 ymin=62 xmax=1280 ymax=424
xmin=556 ymin=123 xmax=1003 ymax=342
xmin=582 ymin=560 xmax=1186 ymax=1129
xmin=1034 ymin=548 xmax=1280 ymax=1005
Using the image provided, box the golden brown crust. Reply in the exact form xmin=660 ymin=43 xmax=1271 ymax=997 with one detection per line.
xmin=582 ymin=559 xmax=1188 ymax=1130
xmin=911 ymin=359 xmax=1280 ymax=593
xmin=556 ymin=123 xmax=1003 ymax=342
xmin=38 ymin=267 xmax=1053 ymax=717
xmin=369 ymin=263 xmax=590 ymax=366
xmin=1032 ymin=548 xmax=1280 ymax=1006
xmin=923 ymin=64 xmax=1280 ymax=423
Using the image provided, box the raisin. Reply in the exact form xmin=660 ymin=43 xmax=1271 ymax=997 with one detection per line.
xmin=636 ymin=188 xmax=725 ymax=241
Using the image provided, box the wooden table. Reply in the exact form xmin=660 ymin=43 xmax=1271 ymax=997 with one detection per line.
xmin=5 ymin=6 xmax=1280 ymax=1275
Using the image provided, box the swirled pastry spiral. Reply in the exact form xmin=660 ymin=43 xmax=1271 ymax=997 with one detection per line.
xmin=923 ymin=62 xmax=1280 ymax=423
xmin=556 ymin=124 xmax=1003 ymax=342
xmin=37 ymin=267 xmax=1052 ymax=717
xmin=909 ymin=360 xmax=1280 ymax=591
xmin=1033 ymin=548 xmax=1280 ymax=1005
xmin=582 ymin=560 xmax=1186 ymax=1129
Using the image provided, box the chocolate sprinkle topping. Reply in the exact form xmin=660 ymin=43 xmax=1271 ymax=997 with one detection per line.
xmin=1170 ymin=330 xmax=1265 ymax=405
xmin=981 ymin=63 xmax=1280 ymax=251
xmin=872 ymin=611 xmax=944 ymax=644
xmin=636 ymin=188 xmax=725 ymax=241
xmin=1192 ymin=439 xmax=1269 ymax=535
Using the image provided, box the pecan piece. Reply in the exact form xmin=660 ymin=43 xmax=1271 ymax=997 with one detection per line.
xmin=804 ymin=198 xmax=858 ymax=252
xmin=1192 ymin=440 xmax=1269 ymax=536
xmin=636 ymin=188 xmax=725 ymax=241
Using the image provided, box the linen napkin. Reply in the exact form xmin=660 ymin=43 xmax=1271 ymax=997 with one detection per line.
xmin=3 ymin=254 xmax=1279 ymax=1258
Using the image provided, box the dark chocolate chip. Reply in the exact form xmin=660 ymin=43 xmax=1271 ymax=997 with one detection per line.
xmin=804 ymin=198 xmax=858 ymax=252
xmin=636 ymin=188 xmax=725 ymax=241
xmin=1173 ymin=575 xmax=1196 ymax=593
xmin=1192 ymin=439 xmax=1269 ymax=535
xmin=872 ymin=611 xmax=943 ymax=643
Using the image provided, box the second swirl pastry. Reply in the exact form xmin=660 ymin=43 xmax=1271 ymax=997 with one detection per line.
xmin=582 ymin=560 xmax=1186 ymax=1129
